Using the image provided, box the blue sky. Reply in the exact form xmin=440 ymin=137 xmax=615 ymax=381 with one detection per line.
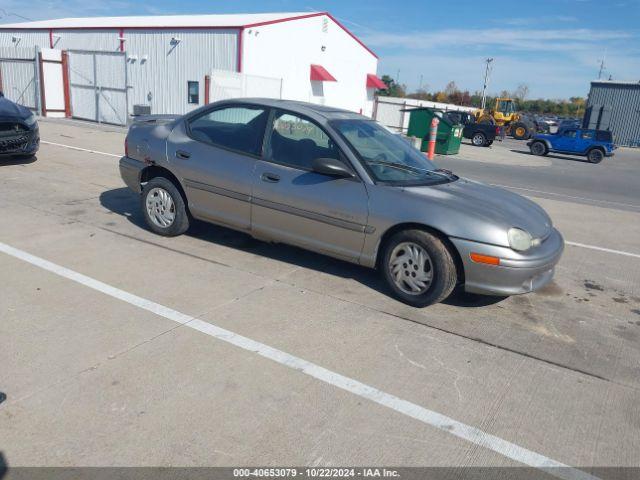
xmin=1 ymin=0 xmax=638 ymax=99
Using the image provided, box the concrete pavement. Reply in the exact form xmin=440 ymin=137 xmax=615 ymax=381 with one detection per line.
xmin=1 ymin=119 xmax=639 ymax=476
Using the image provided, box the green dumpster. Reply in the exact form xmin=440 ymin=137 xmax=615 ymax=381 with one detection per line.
xmin=405 ymin=107 xmax=463 ymax=155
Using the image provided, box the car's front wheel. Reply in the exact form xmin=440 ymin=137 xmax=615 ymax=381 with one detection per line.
xmin=472 ymin=132 xmax=487 ymax=146
xmin=529 ymin=141 xmax=548 ymax=156
xmin=141 ymin=177 xmax=190 ymax=236
xmin=587 ymin=148 xmax=604 ymax=164
xmin=381 ymin=229 xmax=458 ymax=307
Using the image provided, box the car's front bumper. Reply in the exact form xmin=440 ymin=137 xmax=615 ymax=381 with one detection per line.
xmin=450 ymin=228 xmax=564 ymax=296
xmin=0 ymin=128 xmax=39 ymax=157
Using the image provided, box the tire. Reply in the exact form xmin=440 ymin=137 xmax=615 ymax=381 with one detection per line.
xmin=587 ymin=148 xmax=604 ymax=164
xmin=529 ymin=141 xmax=548 ymax=156
xmin=471 ymin=132 xmax=487 ymax=147
xmin=381 ymin=229 xmax=458 ymax=307
xmin=512 ymin=122 xmax=529 ymax=140
xmin=141 ymin=177 xmax=190 ymax=236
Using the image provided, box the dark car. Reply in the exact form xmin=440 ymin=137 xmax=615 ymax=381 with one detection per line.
xmin=445 ymin=111 xmax=498 ymax=147
xmin=0 ymin=92 xmax=39 ymax=158
xmin=528 ymin=127 xmax=615 ymax=163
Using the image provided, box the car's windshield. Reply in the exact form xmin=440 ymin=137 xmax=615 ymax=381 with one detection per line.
xmin=331 ymin=119 xmax=455 ymax=186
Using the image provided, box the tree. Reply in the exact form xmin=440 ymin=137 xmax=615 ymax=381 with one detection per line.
xmin=444 ymin=81 xmax=458 ymax=97
xmin=435 ymin=91 xmax=447 ymax=103
xmin=377 ymin=74 xmax=406 ymax=98
xmin=407 ymin=88 xmax=431 ymax=101
xmin=513 ymin=83 xmax=530 ymax=102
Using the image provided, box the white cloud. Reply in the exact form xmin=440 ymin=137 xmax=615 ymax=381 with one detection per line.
xmin=361 ymin=28 xmax=633 ymax=51
xmin=361 ymin=24 xmax=639 ymax=98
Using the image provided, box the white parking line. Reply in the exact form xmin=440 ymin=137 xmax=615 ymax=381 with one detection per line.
xmin=41 ymin=140 xmax=121 ymax=158
xmin=0 ymin=240 xmax=597 ymax=480
xmin=566 ymin=241 xmax=640 ymax=259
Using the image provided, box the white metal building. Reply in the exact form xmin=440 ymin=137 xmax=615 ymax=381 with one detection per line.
xmin=0 ymin=12 xmax=383 ymax=124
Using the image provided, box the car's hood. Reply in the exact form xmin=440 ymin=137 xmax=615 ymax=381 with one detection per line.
xmin=405 ymin=178 xmax=553 ymax=240
xmin=0 ymin=96 xmax=32 ymax=120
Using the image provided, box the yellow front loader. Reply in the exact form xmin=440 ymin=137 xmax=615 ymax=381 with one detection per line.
xmin=474 ymin=98 xmax=534 ymax=140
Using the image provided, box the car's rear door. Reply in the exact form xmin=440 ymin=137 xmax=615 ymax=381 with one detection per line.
xmin=251 ymin=110 xmax=370 ymax=262
xmin=167 ymin=105 xmax=268 ymax=231
xmin=575 ymin=130 xmax=594 ymax=153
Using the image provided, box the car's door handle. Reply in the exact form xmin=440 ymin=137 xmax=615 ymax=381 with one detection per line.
xmin=261 ymin=172 xmax=280 ymax=183
xmin=176 ymin=150 xmax=191 ymax=159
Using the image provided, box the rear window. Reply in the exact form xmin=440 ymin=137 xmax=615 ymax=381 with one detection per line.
xmin=580 ymin=131 xmax=594 ymax=140
xmin=595 ymin=131 xmax=613 ymax=142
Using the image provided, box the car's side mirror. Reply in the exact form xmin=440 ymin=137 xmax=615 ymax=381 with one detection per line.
xmin=311 ymin=157 xmax=354 ymax=178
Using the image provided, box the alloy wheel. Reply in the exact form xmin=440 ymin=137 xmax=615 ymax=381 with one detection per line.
xmin=472 ymin=134 xmax=485 ymax=146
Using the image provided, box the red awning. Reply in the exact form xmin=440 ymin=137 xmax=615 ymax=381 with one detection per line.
xmin=310 ymin=64 xmax=337 ymax=82
xmin=366 ymin=73 xmax=387 ymax=89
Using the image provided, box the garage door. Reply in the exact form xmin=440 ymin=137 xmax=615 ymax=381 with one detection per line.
xmin=68 ymin=50 xmax=128 ymax=125
xmin=0 ymin=48 xmax=39 ymax=111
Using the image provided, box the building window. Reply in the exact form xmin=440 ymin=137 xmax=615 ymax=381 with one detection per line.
xmin=188 ymin=81 xmax=199 ymax=104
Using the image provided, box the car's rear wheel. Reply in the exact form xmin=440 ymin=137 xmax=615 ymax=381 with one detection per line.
xmin=381 ymin=229 xmax=458 ymax=307
xmin=530 ymin=141 xmax=548 ymax=156
xmin=141 ymin=177 xmax=189 ymax=236
xmin=587 ymin=148 xmax=604 ymax=164
xmin=472 ymin=132 xmax=487 ymax=146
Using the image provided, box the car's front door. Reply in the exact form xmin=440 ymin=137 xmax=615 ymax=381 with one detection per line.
xmin=554 ymin=129 xmax=578 ymax=152
xmin=167 ymin=105 xmax=269 ymax=231
xmin=251 ymin=110 xmax=370 ymax=262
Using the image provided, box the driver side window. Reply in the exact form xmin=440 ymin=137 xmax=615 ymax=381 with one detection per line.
xmin=268 ymin=111 xmax=340 ymax=170
xmin=564 ymin=130 xmax=577 ymax=138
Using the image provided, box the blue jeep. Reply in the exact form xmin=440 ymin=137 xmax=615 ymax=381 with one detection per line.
xmin=527 ymin=127 xmax=616 ymax=164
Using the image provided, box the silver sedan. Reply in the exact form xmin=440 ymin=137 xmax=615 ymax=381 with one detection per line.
xmin=120 ymin=99 xmax=563 ymax=307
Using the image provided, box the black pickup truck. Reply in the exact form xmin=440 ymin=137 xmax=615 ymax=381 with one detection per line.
xmin=444 ymin=111 xmax=498 ymax=147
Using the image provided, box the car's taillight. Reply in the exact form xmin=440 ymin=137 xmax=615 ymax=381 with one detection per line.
xmin=124 ymin=137 xmax=129 ymax=157
xmin=495 ymin=127 xmax=500 ymax=134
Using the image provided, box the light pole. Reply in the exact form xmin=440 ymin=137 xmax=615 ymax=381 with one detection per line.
xmin=480 ymin=58 xmax=493 ymax=110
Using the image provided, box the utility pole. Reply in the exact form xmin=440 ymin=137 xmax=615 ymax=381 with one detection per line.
xmin=480 ymin=58 xmax=493 ymax=110
xmin=598 ymin=49 xmax=607 ymax=79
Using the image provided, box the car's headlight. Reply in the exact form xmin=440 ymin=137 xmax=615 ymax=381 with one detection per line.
xmin=24 ymin=114 xmax=37 ymax=127
xmin=508 ymin=228 xmax=533 ymax=252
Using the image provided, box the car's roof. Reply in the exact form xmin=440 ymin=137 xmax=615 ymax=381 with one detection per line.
xmin=214 ymin=98 xmax=366 ymax=120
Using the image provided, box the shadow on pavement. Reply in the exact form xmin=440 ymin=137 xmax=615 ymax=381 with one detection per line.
xmin=510 ymin=149 xmax=591 ymax=163
xmin=100 ymin=187 xmax=505 ymax=309
xmin=0 ymin=155 xmax=37 ymax=166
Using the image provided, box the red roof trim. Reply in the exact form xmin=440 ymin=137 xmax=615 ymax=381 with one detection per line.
xmin=310 ymin=64 xmax=336 ymax=82
xmin=243 ymin=12 xmax=325 ymax=28
xmin=246 ymin=12 xmax=378 ymax=59
xmin=324 ymin=13 xmax=377 ymax=59
xmin=366 ymin=73 xmax=387 ymax=89
xmin=0 ymin=12 xmax=378 ymax=59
